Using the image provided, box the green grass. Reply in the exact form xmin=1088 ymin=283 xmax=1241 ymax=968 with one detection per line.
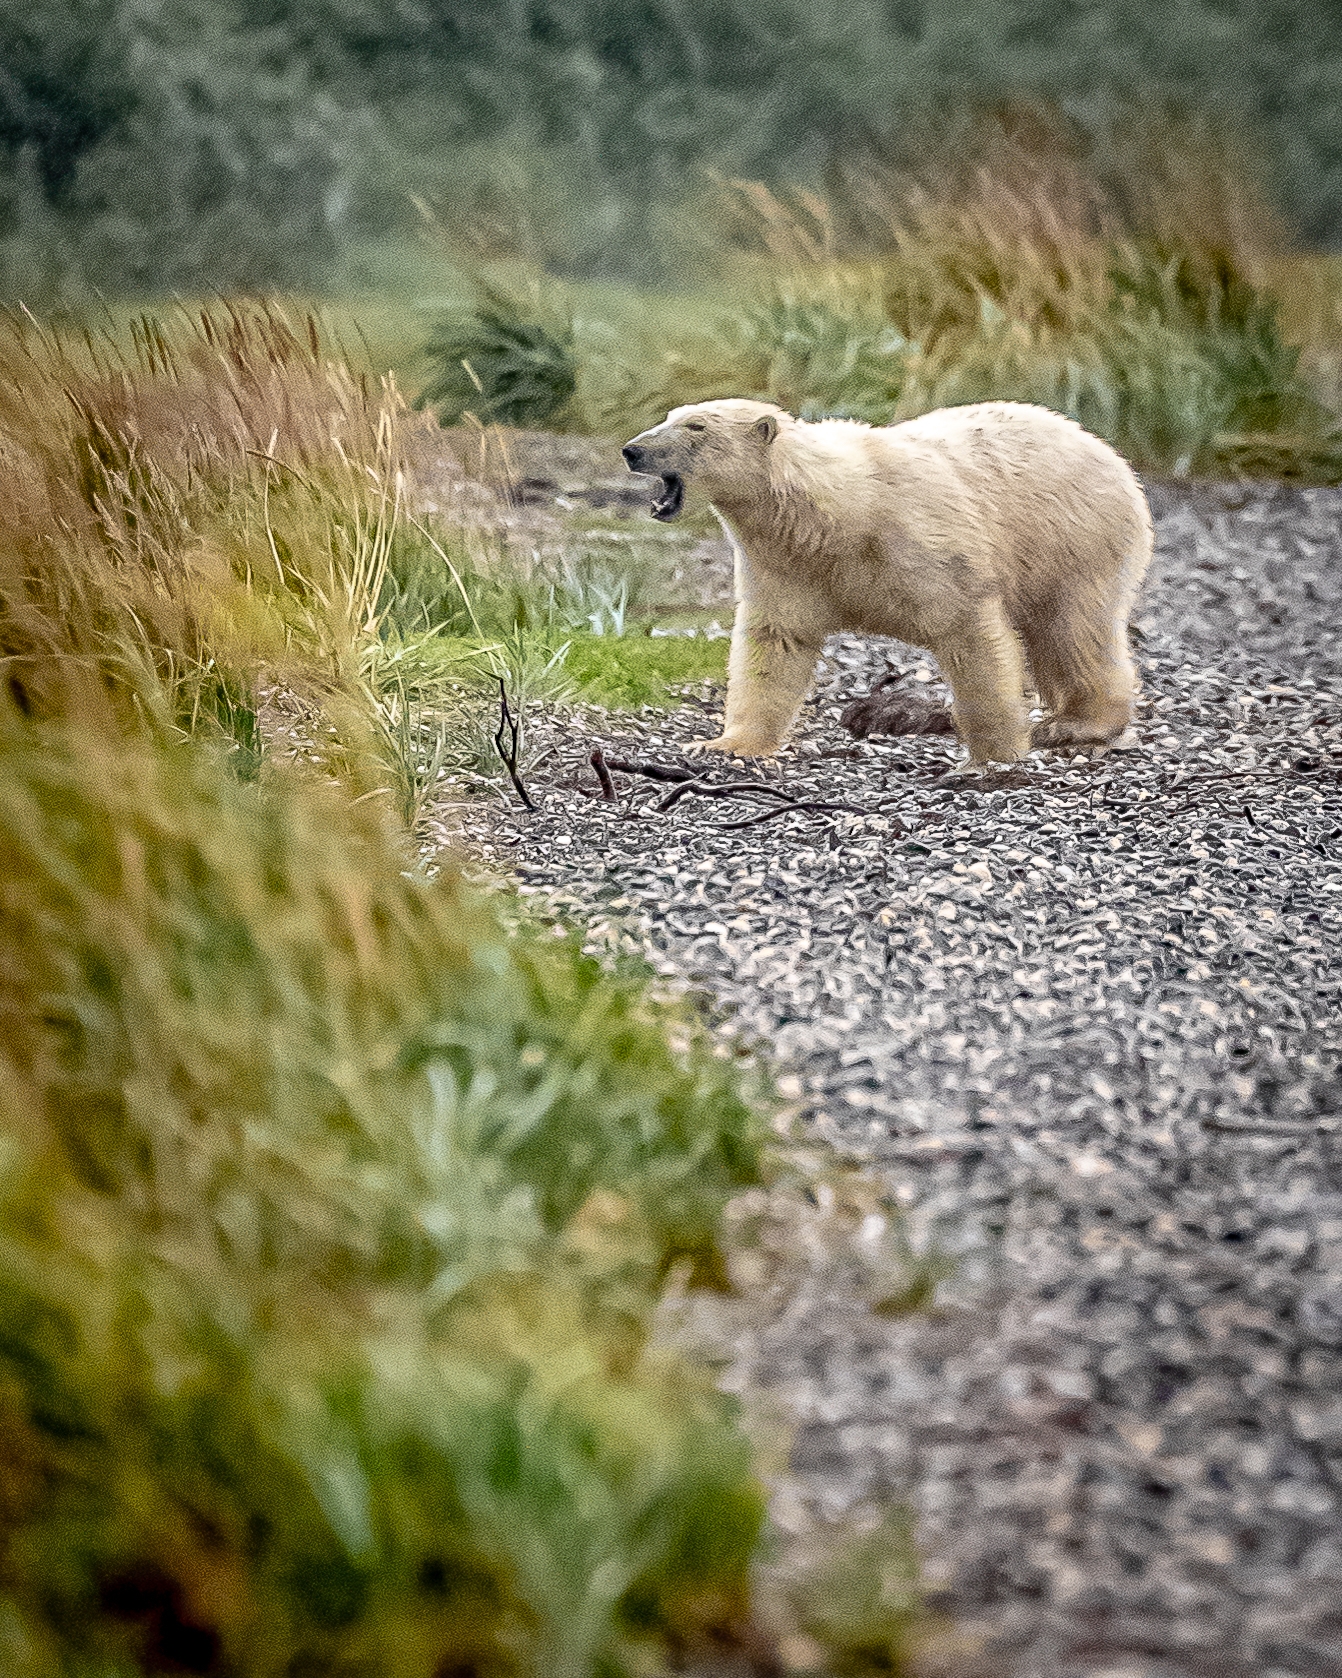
xmin=386 ymin=628 xmax=726 ymax=714
xmin=792 ymin=1516 xmax=923 ymax=1676
xmin=114 ymin=213 xmax=1342 ymax=490
xmin=0 ymin=697 xmax=770 ymax=1678
xmin=573 ymin=249 xmax=1342 ymax=480
xmin=562 ymin=629 xmax=727 ymax=708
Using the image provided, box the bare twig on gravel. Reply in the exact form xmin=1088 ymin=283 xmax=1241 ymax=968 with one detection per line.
xmin=656 ymin=775 xmax=713 ymax=810
xmin=589 ymin=747 xmax=617 ymax=801
xmin=601 ymin=756 xmax=699 ymax=783
xmin=1203 ymin=1115 xmax=1340 ymax=1134
xmin=706 ymin=797 xmax=873 ymax=830
xmin=659 ymin=777 xmax=801 ymax=811
xmin=493 ymin=678 xmax=535 ymax=811
xmin=600 ymin=753 xmax=870 ymax=826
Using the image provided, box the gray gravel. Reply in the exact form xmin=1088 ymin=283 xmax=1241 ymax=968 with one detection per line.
xmin=457 ymin=479 xmax=1342 ymax=1678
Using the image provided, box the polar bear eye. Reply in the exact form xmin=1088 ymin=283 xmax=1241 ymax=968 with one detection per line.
xmin=684 ymin=420 xmax=707 ymax=432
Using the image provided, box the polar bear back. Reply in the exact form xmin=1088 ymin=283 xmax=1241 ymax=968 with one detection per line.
xmin=872 ymin=401 xmax=1152 ymax=606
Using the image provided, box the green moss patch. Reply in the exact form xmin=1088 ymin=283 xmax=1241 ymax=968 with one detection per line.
xmin=381 ymin=627 xmax=727 ymax=714
xmin=560 ymin=630 xmax=727 ymax=709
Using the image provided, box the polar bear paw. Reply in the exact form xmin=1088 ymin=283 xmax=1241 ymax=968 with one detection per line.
xmin=1031 ymin=716 xmax=1124 ymax=751
xmin=687 ymin=733 xmax=778 ymax=759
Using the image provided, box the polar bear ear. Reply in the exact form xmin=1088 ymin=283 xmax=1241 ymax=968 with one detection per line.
xmin=752 ymin=414 xmax=779 ymax=444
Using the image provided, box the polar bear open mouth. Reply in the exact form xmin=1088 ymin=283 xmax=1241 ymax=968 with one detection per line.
xmin=651 ymin=473 xmax=685 ymax=521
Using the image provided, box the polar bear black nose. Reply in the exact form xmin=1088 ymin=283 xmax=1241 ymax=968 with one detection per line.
xmin=622 ymin=443 xmax=646 ymax=470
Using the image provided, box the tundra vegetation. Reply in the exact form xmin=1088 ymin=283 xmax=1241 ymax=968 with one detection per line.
xmin=3 ymin=4 xmax=1342 ymax=1674
xmin=421 ymin=115 xmax=1342 ymax=485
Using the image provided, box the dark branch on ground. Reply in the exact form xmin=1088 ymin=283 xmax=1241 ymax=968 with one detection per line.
xmin=593 ymin=752 xmax=867 ymax=828
xmin=602 ymin=756 xmax=699 ymax=783
xmin=706 ymin=797 xmax=870 ymax=830
xmin=589 ymin=747 xmax=618 ymax=801
xmin=494 ymin=678 xmax=536 ymax=811
xmin=658 ymin=776 xmax=810 ymax=811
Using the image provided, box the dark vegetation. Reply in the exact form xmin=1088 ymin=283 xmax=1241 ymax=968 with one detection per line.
xmin=416 ymin=286 xmax=578 ymax=429
xmin=7 ymin=3 xmax=1342 ymax=483
xmin=4 ymin=2 xmax=1342 ymax=296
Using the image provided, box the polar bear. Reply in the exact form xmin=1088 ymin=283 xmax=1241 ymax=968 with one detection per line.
xmin=621 ymin=399 xmax=1153 ymax=763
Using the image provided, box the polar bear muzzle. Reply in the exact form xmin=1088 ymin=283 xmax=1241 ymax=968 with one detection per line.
xmin=621 ymin=439 xmax=686 ymax=522
xmin=650 ymin=472 xmax=685 ymax=521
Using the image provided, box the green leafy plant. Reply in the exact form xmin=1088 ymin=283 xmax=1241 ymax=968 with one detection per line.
xmin=417 ymin=288 xmax=578 ymax=428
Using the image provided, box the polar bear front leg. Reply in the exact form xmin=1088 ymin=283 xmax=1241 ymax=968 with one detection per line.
xmin=934 ymin=603 xmax=1031 ymax=765
xmin=690 ymin=608 xmax=823 ymax=758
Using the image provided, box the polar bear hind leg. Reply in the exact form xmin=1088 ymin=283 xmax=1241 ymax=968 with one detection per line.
xmin=1027 ymin=601 xmax=1139 ymax=748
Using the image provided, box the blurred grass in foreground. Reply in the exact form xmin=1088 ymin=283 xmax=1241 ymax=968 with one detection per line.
xmin=0 ymin=288 xmax=929 ymax=1675
xmin=0 ymin=293 xmax=829 ymax=1676
xmin=0 ymin=694 xmax=770 ymax=1678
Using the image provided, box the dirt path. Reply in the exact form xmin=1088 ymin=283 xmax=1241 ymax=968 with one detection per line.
xmin=454 ymin=471 xmax=1342 ymax=1678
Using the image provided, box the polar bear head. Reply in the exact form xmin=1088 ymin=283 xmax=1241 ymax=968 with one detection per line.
xmin=622 ymin=399 xmax=785 ymax=521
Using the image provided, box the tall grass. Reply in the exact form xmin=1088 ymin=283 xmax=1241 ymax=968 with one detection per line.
xmin=464 ymin=108 xmax=1342 ymax=481
xmin=0 ymin=299 xmax=588 ymax=823
xmin=0 ymin=295 xmax=838 ymax=1676
xmin=0 ymin=302 xmax=400 ymax=746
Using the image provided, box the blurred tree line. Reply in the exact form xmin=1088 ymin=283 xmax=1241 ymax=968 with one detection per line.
xmin=2 ymin=0 xmax=1341 ymax=296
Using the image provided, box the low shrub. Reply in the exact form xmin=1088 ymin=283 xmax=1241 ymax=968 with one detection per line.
xmin=727 ymin=291 xmax=908 ymax=424
xmin=417 ymin=286 xmax=578 ymax=429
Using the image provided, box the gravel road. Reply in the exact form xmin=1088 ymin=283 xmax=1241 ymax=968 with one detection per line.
xmin=459 ymin=478 xmax=1342 ymax=1678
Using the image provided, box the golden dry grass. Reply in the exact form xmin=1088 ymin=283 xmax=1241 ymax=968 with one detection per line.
xmin=0 ymin=300 xmax=461 ymax=804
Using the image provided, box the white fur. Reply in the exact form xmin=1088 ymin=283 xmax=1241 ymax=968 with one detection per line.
xmin=626 ymin=399 xmax=1153 ymax=763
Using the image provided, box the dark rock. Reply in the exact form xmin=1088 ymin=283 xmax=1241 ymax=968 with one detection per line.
xmin=840 ymin=678 xmax=959 ymax=739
